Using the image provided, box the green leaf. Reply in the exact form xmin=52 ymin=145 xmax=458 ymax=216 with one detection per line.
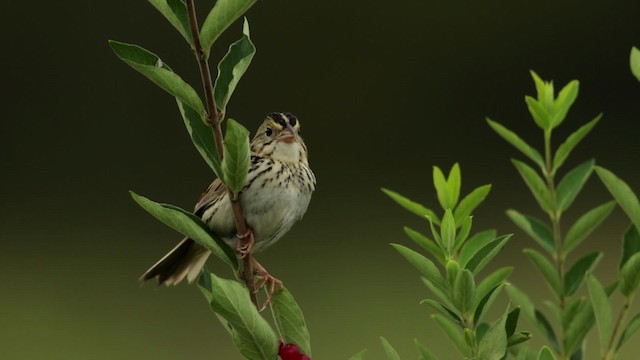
xmin=506 ymin=285 xmax=559 ymax=350
xmin=214 ymin=18 xmax=256 ymax=116
xmin=474 ymin=284 xmax=505 ymax=326
xmin=454 ymin=184 xmax=491 ymax=226
xmin=454 ymin=216 xmax=472 ymax=252
xmin=109 ymin=41 xmax=206 ymax=119
xmin=222 ymin=119 xmax=250 ymax=196
xmin=595 ymin=166 xmax=640 ymax=231
xmin=551 ymin=80 xmax=579 ymax=128
xmin=421 ymin=299 xmax=464 ymax=327
xmin=617 ymin=312 xmax=640 ymax=350
xmin=505 ymin=307 xmax=521 ymax=338
xmin=381 ymin=188 xmax=441 ymax=224
xmin=415 ymin=339 xmax=439 ymax=360
xmin=556 ymin=159 xmax=594 ymax=211
xmin=563 ymin=201 xmax=616 ymax=254
xmin=446 ymin=259 xmax=460 ymax=287
xmin=486 ymin=119 xmax=544 ymax=168
xmin=553 ymin=115 xmax=601 ymax=172
xmin=431 ymin=314 xmax=470 ymax=357
xmin=512 ymin=159 xmax=553 ymax=212
xmin=348 ymin=349 xmax=368 ymax=360
xmin=459 ymin=230 xmax=497 ymax=268
xmin=454 ymin=269 xmax=475 ymax=316
xmin=525 ymin=96 xmax=550 ymax=130
xmin=537 ymin=347 xmax=557 ymax=360
xmin=433 ymin=166 xmax=450 ymax=210
xmin=506 ymin=210 xmax=555 ymax=255
xmin=631 ymin=47 xmax=640 ymax=82
xmin=447 ymin=163 xmax=462 ymax=209
xmin=475 ymin=267 xmax=513 ymax=309
xmin=271 ymin=288 xmax=311 ymax=356
xmin=621 ymin=225 xmax=640 ymax=270
xmin=523 ymin=249 xmax=562 ymax=298
xmin=564 ymin=299 xmax=596 ymax=355
xmin=507 ymin=332 xmax=531 ymax=348
xmin=441 ymin=209 xmax=456 ymax=256
xmin=130 ymin=192 xmax=237 ymax=269
xmin=176 ymin=100 xmax=223 ymax=176
xmin=392 ymin=244 xmax=445 ymax=290
xmin=380 ymin=337 xmax=401 ymax=360
xmin=586 ymin=275 xmax=612 ymax=351
xmin=564 ymin=252 xmax=602 ymax=296
xmin=148 ymin=0 xmax=192 ymax=44
xmin=421 ymin=277 xmax=455 ymax=310
xmin=464 ymin=234 xmax=511 ymax=274
xmin=620 ymin=252 xmax=640 ymax=297
xmin=197 ymin=271 xmax=278 ymax=359
xmin=200 ymin=0 xmax=257 ymax=57
xmin=403 ymin=227 xmax=444 ymax=265
xmin=477 ymin=306 xmax=509 ymax=360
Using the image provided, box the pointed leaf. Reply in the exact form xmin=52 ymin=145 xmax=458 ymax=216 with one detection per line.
xmin=149 ymin=0 xmax=192 ymax=44
xmin=454 ymin=216 xmax=472 ymax=252
xmin=631 ymin=47 xmax=640 ymax=82
xmin=506 ymin=285 xmax=559 ymax=350
xmin=459 ymin=230 xmax=498 ymax=269
xmin=587 ymin=275 xmax=612 ymax=351
xmin=214 ymin=19 xmax=256 ymax=115
xmin=348 ymin=349 xmax=368 ymax=360
xmin=507 ymin=331 xmax=531 ymax=348
xmin=271 ymin=289 xmax=311 ymax=356
xmin=620 ymin=252 xmax=640 ymax=297
xmin=525 ymin=96 xmax=550 ymax=130
xmin=621 ymin=225 xmax=640 ymax=270
xmin=564 ymin=252 xmax=602 ymax=296
xmin=441 ymin=209 xmax=455 ymax=256
xmin=477 ymin=306 xmax=509 ymax=360
xmin=454 ymin=184 xmax=491 ymax=226
xmin=474 ymin=284 xmax=505 ymax=326
xmin=507 ymin=210 xmax=554 ymax=255
xmin=617 ymin=312 xmax=640 ymax=350
xmin=380 ymin=337 xmax=401 ymax=360
xmin=421 ymin=277 xmax=455 ymax=310
xmin=454 ymin=269 xmax=475 ymax=316
xmin=553 ymin=115 xmax=601 ymax=172
xmin=523 ymin=248 xmax=562 ymax=297
xmin=505 ymin=307 xmax=521 ymax=338
xmin=403 ymin=227 xmax=444 ymax=265
xmin=475 ymin=267 xmax=513 ymax=308
xmin=537 ymin=347 xmax=557 ymax=360
xmin=512 ymin=159 xmax=553 ymax=212
xmin=176 ymin=100 xmax=222 ymax=176
xmin=222 ymin=119 xmax=250 ymax=196
xmin=556 ymin=160 xmax=594 ymax=211
xmin=415 ymin=339 xmax=439 ymax=360
xmin=464 ymin=234 xmax=511 ymax=274
xmin=447 ymin=163 xmax=461 ymax=209
xmin=433 ymin=166 xmax=451 ymax=210
xmin=563 ymin=201 xmax=616 ymax=254
xmin=130 ymin=192 xmax=237 ymax=269
xmin=564 ymin=299 xmax=596 ymax=355
xmin=595 ymin=166 xmax=640 ymax=231
xmin=431 ymin=314 xmax=470 ymax=357
xmin=421 ymin=299 xmax=463 ymax=327
xmin=486 ymin=119 xmax=544 ymax=168
xmin=381 ymin=188 xmax=441 ymax=224
xmin=200 ymin=0 xmax=257 ymax=57
xmin=197 ymin=271 xmax=278 ymax=359
xmin=109 ymin=41 xmax=206 ymax=118
xmin=392 ymin=244 xmax=445 ymax=289
xmin=551 ymin=80 xmax=579 ymax=128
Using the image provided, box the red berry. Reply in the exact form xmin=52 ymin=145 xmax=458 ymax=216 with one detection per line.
xmin=279 ymin=343 xmax=302 ymax=359
xmin=299 ymin=355 xmax=312 ymax=360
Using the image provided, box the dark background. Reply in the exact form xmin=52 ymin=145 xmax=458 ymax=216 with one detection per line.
xmin=2 ymin=0 xmax=640 ymax=359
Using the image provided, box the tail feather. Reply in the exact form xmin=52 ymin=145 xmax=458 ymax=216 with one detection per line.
xmin=140 ymin=238 xmax=211 ymax=286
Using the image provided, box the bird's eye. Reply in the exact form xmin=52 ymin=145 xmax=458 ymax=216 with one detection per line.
xmin=265 ymin=127 xmax=273 ymax=137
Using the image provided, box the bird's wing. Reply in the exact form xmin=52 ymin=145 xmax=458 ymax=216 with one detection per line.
xmin=193 ymin=178 xmax=227 ymax=217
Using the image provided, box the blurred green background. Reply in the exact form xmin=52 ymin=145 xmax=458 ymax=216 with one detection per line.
xmin=2 ymin=0 xmax=640 ymax=359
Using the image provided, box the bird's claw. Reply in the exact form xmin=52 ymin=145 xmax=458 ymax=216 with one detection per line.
xmin=236 ymin=228 xmax=255 ymax=259
xmin=252 ymin=258 xmax=284 ymax=311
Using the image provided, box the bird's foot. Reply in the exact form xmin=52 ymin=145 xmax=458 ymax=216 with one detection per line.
xmin=235 ymin=228 xmax=255 ymax=259
xmin=252 ymin=258 xmax=284 ymax=311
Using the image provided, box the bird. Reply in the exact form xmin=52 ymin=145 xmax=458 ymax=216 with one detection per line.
xmin=140 ymin=112 xmax=316 ymax=286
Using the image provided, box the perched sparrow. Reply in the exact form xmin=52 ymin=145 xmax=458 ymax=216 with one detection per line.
xmin=141 ymin=112 xmax=316 ymax=285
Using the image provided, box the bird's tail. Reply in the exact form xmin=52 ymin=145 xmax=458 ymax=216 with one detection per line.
xmin=140 ymin=238 xmax=211 ymax=286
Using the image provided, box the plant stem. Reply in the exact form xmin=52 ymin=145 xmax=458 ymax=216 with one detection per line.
xmin=186 ymin=0 xmax=257 ymax=307
xmin=604 ymin=297 xmax=632 ymax=360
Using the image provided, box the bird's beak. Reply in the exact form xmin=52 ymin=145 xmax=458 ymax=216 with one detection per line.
xmin=277 ymin=124 xmax=296 ymax=143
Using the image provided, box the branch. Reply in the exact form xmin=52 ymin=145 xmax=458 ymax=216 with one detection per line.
xmin=186 ymin=0 xmax=257 ymax=307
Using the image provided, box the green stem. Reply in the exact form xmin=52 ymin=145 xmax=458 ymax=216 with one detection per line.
xmin=185 ymin=0 xmax=257 ymax=308
xmin=604 ymin=297 xmax=632 ymax=360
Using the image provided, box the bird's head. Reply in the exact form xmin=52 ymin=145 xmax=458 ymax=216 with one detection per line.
xmin=252 ymin=112 xmax=308 ymax=163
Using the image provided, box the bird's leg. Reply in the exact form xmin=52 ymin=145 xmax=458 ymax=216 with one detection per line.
xmin=236 ymin=227 xmax=255 ymax=259
xmin=252 ymin=258 xmax=284 ymax=311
